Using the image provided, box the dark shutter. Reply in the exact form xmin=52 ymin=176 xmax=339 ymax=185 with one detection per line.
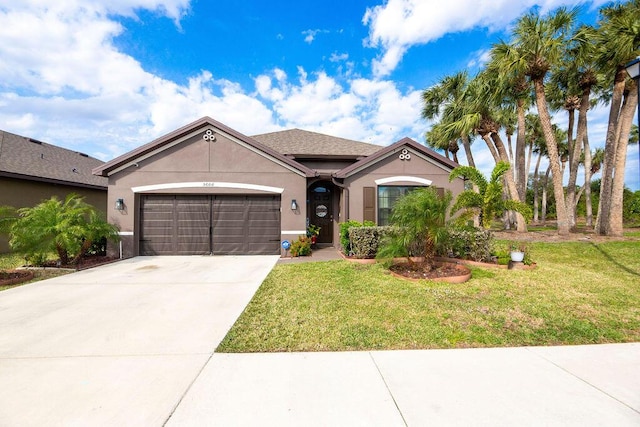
xmin=363 ymin=187 xmax=375 ymax=223
xmin=434 ymin=187 xmax=445 ymax=199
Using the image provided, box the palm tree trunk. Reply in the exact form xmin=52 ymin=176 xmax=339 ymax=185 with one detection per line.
xmin=461 ymin=135 xmax=476 ymax=168
xmin=525 ymin=141 xmax=533 ymax=197
xmin=533 ymin=153 xmax=542 ymax=223
xmin=596 ymin=67 xmax=627 ymax=235
xmin=541 ymin=166 xmax=551 ymax=224
xmin=481 ymin=134 xmax=500 ymax=162
xmin=609 ymin=82 xmax=638 ymax=236
xmin=584 ymin=134 xmax=594 ymax=227
xmin=461 ymin=134 xmax=480 ymax=226
xmin=565 ymin=107 xmax=580 ymax=230
xmin=533 ymin=79 xmax=570 ymax=234
xmin=516 ymin=99 xmax=527 ymax=201
xmin=490 ymin=133 xmax=527 ymax=232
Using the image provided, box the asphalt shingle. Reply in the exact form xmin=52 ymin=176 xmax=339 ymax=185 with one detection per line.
xmin=252 ymin=129 xmax=382 ymax=158
xmin=0 ymin=130 xmax=107 ymax=188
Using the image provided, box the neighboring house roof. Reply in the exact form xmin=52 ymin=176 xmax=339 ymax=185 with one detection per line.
xmin=0 ymin=130 xmax=107 ymax=189
xmin=335 ymin=137 xmax=461 ymax=179
xmin=93 ymin=117 xmax=317 ymax=178
xmin=252 ymin=128 xmax=382 ymax=159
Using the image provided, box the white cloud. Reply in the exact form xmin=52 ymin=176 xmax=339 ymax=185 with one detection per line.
xmin=329 ymin=52 xmax=349 ymax=62
xmin=467 ymin=49 xmax=492 ymax=69
xmin=0 ymin=0 xmax=432 ymax=161
xmin=363 ymin=0 xmax=604 ymax=77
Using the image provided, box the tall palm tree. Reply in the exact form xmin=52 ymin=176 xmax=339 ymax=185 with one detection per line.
xmin=499 ymin=8 xmax=577 ymax=235
xmin=488 ymin=41 xmax=533 ymax=202
xmin=594 ymin=0 xmax=640 ymax=236
xmin=422 ymin=72 xmax=476 ymax=167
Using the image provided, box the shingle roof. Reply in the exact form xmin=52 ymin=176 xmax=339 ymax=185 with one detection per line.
xmin=251 ymin=129 xmax=382 ymax=158
xmin=93 ymin=117 xmax=317 ymax=178
xmin=0 ymin=130 xmax=107 ymax=189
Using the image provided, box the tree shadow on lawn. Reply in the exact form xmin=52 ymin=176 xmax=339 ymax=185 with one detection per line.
xmin=590 ymin=243 xmax=640 ymax=277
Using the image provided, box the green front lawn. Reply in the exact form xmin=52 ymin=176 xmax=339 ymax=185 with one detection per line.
xmin=218 ymin=240 xmax=640 ymax=352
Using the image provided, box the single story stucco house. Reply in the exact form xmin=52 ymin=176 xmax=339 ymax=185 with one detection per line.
xmin=0 ymin=130 xmax=107 ymax=253
xmin=93 ymin=116 xmax=464 ymax=257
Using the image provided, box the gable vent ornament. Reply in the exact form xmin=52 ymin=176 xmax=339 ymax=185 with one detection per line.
xmin=399 ymin=148 xmax=410 ymax=161
xmin=203 ymin=129 xmax=216 ymax=142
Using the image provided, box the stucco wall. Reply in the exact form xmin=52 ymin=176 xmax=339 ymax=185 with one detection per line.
xmin=343 ymin=146 xmax=464 ymax=224
xmin=105 ymin=129 xmax=308 ymax=258
xmin=0 ymin=177 xmax=106 ymax=253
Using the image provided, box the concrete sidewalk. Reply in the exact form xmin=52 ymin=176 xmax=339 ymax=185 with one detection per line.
xmin=167 ymin=343 xmax=640 ymax=426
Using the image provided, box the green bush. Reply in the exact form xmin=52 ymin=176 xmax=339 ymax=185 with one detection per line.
xmin=339 ymin=220 xmax=375 ymax=254
xmin=376 ymin=188 xmax=451 ymax=263
xmin=348 ymin=226 xmax=393 ymax=259
xmin=10 ymin=194 xmax=119 ymax=265
xmin=441 ymin=228 xmax=494 ymax=262
xmin=290 ymin=236 xmax=312 ymax=257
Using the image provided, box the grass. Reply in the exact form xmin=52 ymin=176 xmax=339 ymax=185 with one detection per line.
xmin=218 ymin=240 xmax=640 ymax=352
xmin=0 ymin=253 xmax=71 ymax=291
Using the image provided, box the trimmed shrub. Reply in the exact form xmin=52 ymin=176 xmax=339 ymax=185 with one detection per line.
xmin=440 ymin=228 xmax=494 ymax=262
xmin=348 ymin=226 xmax=393 ymax=259
xmin=339 ymin=220 xmax=375 ymax=254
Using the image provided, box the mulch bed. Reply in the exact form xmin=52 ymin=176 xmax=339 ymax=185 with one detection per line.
xmin=0 ymin=270 xmax=34 ymax=287
xmin=389 ymin=261 xmax=471 ymax=283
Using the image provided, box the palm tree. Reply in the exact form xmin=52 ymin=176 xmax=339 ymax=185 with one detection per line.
xmin=488 ymin=41 xmax=533 ymax=202
xmin=377 ymin=187 xmax=452 ymax=266
xmin=593 ymin=0 xmax=640 ymax=236
xmin=10 ymin=194 xmax=119 ymax=265
xmin=422 ymin=72 xmax=476 ymax=167
xmin=499 ymin=8 xmax=577 ymax=235
xmin=449 ymin=162 xmax=532 ymax=229
xmin=441 ymin=71 xmax=529 ymax=231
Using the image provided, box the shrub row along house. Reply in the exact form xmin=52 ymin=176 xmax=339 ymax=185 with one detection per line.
xmin=93 ymin=117 xmax=464 ymax=257
xmin=0 ymin=130 xmax=107 ymax=253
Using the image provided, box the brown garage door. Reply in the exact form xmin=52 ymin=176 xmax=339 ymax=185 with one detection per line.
xmin=140 ymin=195 xmax=280 ymax=255
xmin=212 ymin=195 xmax=281 ymax=255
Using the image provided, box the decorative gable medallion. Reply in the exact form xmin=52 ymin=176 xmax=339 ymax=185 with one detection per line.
xmin=399 ymin=148 xmax=410 ymax=161
xmin=203 ymin=129 xmax=216 ymax=142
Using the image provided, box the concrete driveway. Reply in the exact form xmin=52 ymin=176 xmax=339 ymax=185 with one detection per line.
xmin=0 ymin=255 xmax=279 ymax=426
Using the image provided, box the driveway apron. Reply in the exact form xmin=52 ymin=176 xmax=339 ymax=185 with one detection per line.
xmin=0 ymin=255 xmax=278 ymax=426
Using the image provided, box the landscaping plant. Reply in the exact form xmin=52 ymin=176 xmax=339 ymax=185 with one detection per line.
xmin=449 ymin=161 xmax=532 ymax=229
xmin=290 ymin=235 xmax=312 ymax=257
xmin=377 ymin=187 xmax=451 ymax=265
xmin=9 ymin=194 xmax=119 ymax=266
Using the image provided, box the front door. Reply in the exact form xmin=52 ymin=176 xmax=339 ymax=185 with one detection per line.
xmin=310 ymin=183 xmax=333 ymax=244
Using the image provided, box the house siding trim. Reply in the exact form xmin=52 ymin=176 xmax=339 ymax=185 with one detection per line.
xmin=131 ymin=181 xmax=285 ymax=194
xmin=374 ymin=176 xmax=433 ymax=186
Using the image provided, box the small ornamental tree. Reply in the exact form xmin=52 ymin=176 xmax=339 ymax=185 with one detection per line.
xmin=10 ymin=194 xmax=119 ymax=265
xmin=449 ymin=161 xmax=532 ymax=229
xmin=377 ymin=187 xmax=452 ymax=266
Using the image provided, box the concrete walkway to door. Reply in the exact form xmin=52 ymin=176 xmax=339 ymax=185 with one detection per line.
xmin=0 ymin=255 xmax=279 ymax=426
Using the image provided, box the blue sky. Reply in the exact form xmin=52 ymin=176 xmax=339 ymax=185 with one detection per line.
xmin=0 ymin=0 xmax=637 ymax=190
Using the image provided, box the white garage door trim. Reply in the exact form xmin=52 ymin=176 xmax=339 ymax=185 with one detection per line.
xmin=132 ymin=181 xmax=285 ymax=194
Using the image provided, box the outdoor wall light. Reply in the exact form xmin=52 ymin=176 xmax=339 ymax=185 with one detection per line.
xmin=291 ymin=199 xmax=298 ymax=210
xmin=115 ymin=198 xmax=125 ymax=211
